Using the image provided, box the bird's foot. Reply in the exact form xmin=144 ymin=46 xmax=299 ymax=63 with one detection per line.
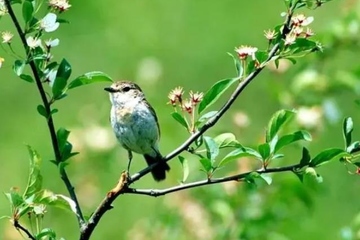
xmin=107 ymin=171 xmax=128 ymax=198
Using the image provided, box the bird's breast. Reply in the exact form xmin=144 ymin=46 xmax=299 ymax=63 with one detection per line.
xmin=115 ymin=105 xmax=134 ymax=124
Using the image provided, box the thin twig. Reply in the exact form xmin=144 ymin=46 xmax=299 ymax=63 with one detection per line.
xmin=14 ymin=220 xmax=36 ymax=240
xmin=125 ymin=164 xmax=301 ymax=197
xmin=80 ymin=4 xmax=297 ymax=239
xmin=4 ymin=0 xmax=85 ymax=227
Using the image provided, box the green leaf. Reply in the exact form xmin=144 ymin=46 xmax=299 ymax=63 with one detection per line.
xmin=258 ymin=143 xmax=271 ymax=160
xmin=343 ymin=117 xmax=353 ymax=148
xmin=38 ymin=190 xmax=77 ymax=214
xmin=4 ymin=190 xmax=24 ymax=208
xmin=274 ymin=130 xmax=312 ymax=153
xmin=355 ymin=99 xmax=360 ymax=107
xmin=347 ymin=141 xmax=360 ymax=154
xmin=266 ymin=109 xmax=295 ymax=142
xmin=195 ymin=111 xmax=218 ymax=126
xmin=309 ymin=148 xmax=347 ymax=167
xmin=195 ymin=135 xmax=204 ymax=148
xmin=22 ymin=0 xmax=33 ymax=24
xmin=285 ymin=57 xmax=297 ymax=65
xmin=178 ymin=156 xmax=189 ymax=183
xmin=57 ymin=18 xmax=70 ymax=24
xmin=13 ymin=60 xmax=25 ymax=76
xmin=36 ymin=105 xmax=47 ymax=118
xmin=255 ymin=51 xmax=269 ymax=64
xmin=203 ymin=136 xmax=219 ymax=162
xmin=36 ymin=228 xmax=56 ymax=239
xmin=299 ymin=147 xmax=311 ymax=167
xmin=260 ymin=174 xmax=272 ymax=185
xmin=46 ymin=61 xmax=58 ymax=71
xmin=218 ymin=147 xmax=261 ymax=168
xmin=246 ymin=60 xmax=256 ymax=75
xmin=199 ymin=158 xmax=212 ymax=172
xmin=51 ymin=108 xmax=59 ymax=115
xmin=68 ymin=71 xmax=113 ymax=90
xmin=56 ymin=58 xmax=72 ymax=81
xmin=61 ymin=142 xmax=79 ymax=162
xmin=227 ymin=53 xmax=243 ymax=77
xmin=213 ymin=133 xmax=241 ymax=148
xmin=23 ymin=146 xmax=43 ymax=198
xmin=52 ymin=77 xmax=67 ymax=99
xmin=245 ymin=172 xmax=273 ymax=186
xmin=272 ymin=153 xmax=284 ymax=160
xmin=289 ymin=38 xmax=317 ymax=54
xmin=303 ymin=167 xmax=323 ymax=185
xmin=56 ymin=128 xmax=70 ymax=153
xmin=198 ymin=78 xmax=238 ymax=114
xmin=244 ymin=172 xmax=260 ymax=185
xmin=171 ymin=112 xmax=188 ymax=129
xmin=20 ymin=74 xmax=34 ymax=83
xmin=10 ymin=0 xmax=22 ymax=4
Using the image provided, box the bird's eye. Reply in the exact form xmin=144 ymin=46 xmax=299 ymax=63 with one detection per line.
xmin=123 ymin=86 xmax=130 ymax=92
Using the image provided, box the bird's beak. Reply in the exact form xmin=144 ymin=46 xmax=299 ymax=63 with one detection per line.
xmin=104 ymin=87 xmax=116 ymax=93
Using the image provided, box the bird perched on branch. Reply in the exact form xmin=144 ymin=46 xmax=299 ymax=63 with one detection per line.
xmin=105 ymin=81 xmax=170 ymax=181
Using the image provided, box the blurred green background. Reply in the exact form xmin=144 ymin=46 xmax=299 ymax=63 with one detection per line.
xmin=1 ymin=0 xmax=360 ymax=239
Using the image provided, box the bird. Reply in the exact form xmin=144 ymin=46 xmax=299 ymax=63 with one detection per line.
xmin=104 ymin=80 xmax=170 ymax=181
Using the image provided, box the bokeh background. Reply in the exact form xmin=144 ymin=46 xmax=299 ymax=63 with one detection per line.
xmin=1 ymin=0 xmax=360 ymax=239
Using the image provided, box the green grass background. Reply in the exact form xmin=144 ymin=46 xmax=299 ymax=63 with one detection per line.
xmin=1 ymin=0 xmax=360 ymax=239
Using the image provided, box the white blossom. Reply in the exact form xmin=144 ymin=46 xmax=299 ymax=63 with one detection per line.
xmin=0 ymin=57 xmax=4 ymax=68
xmin=40 ymin=13 xmax=59 ymax=32
xmin=26 ymin=36 xmax=42 ymax=49
xmin=45 ymin=38 xmax=60 ymax=48
xmin=1 ymin=31 xmax=13 ymax=43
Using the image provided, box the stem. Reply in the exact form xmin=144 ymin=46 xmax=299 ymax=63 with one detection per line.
xmin=126 ymin=164 xmax=301 ymax=197
xmin=4 ymin=0 xmax=85 ymax=227
xmin=14 ymin=220 xmax=35 ymax=240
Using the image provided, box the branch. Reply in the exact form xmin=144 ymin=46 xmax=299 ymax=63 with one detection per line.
xmin=128 ymin=3 xmax=294 ymax=184
xmin=80 ymin=4 xmax=297 ymax=239
xmin=126 ymin=164 xmax=301 ymax=197
xmin=4 ymin=0 xmax=85 ymax=227
xmin=14 ymin=220 xmax=35 ymax=240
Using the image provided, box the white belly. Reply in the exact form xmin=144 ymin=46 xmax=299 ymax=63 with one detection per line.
xmin=110 ymin=103 xmax=159 ymax=155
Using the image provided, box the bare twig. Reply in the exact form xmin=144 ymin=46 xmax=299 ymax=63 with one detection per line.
xmin=80 ymin=3 xmax=297 ymax=239
xmin=125 ymin=164 xmax=301 ymax=197
xmin=4 ymin=0 xmax=85 ymax=227
xmin=14 ymin=220 xmax=36 ymax=240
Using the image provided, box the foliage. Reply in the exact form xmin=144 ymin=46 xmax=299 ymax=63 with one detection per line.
xmin=0 ymin=0 xmax=359 ymax=239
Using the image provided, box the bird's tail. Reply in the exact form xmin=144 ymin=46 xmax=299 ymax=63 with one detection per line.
xmin=144 ymin=154 xmax=170 ymax=181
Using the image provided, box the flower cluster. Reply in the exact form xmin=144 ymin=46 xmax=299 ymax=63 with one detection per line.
xmin=168 ymin=87 xmax=203 ymax=115
xmin=21 ymin=11 xmax=63 ymax=85
xmin=49 ymin=0 xmax=71 ymax=12
xmin=284 ymin=14 xmax=315 ymax=45
xmin=1 ymin=31 xmax=13 ymax=43
xmin=235 ymin=45 xmax=258 ymax=60
xmin=0 ymin=0 xmax=7 ymax=16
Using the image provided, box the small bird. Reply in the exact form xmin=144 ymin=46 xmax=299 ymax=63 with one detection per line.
xmin=104 ymin=81 xmax=170 ymax=181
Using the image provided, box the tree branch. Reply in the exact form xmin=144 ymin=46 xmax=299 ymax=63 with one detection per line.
xmin=4 ymin=0 xmax=85 ymax=227
xmin=125 ymin=164 xmax=301 ymax=197
xmin=80 ymin=4 xmax=297 ymax=239
xmin=14 ymin=220 xmax=35 ymax=240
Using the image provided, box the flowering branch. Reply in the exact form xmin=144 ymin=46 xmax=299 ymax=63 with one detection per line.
xmin=79 ymin=2 xmax=297 ymax=239
xmin=3 ymin=0 xmax=85 ymax=227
